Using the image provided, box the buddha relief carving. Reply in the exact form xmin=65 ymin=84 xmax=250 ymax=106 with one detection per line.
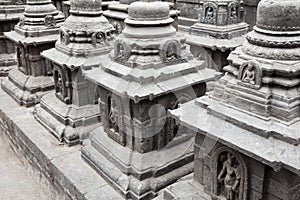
xmin=212 ymin=147 xmax=248 ymax=200
xmin=228 ymin=2 xmax=240 ymax=24
xmin=201 ymin=2 xmax=217 ymax=25
xmin=217 ymin=153 xmax=241 ymax=200
xmin=60 ymin=30 xmax=70 ymax=45
xmin=238 ymin=61 xmax=262 ymax=89
xmin=92 ymin=31 xmax=106 ymax=46
xmin=16 ymin=46 xmax=27 ymax=75
xmin=109 ymin=97 xmax=119 ymax=133
xmin=44 ymin=15 xmax=56 ymax=27
xmin=160 ymin=41 xmax=181 ymax=63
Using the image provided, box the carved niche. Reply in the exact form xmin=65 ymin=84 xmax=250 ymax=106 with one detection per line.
xmin=228 ymin=2 xmax=240 ymax=24
xmin=60 ymin=30 xmax=70 ymax=45
xmin=44 ymin=15 xmax=56 ymax=27
xmin=160 ymin=40 xmax=181 ymax=63
xmin=114 ymin=41 xmax=131 ymax=63
xmin=53 ymin=64 xmax=71 ymax=104
xmin=238 ymin=61 xmax=262 ymax=89
xmin=92 ymin=31 xmax=106 ymax=46
xmin=16 ymin=45 xmax=28 ymax=75
xmin=105 ymin=93 xmax=126 ymax=145
xmin=201 ymin=2 xmax=218 ymax=25
xmin=212 ymin=146 xmax=248 ymax=200
xmin=166 ymin=94 xmax=192 ymax=143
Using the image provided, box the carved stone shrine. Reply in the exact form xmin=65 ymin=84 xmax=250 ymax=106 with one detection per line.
xmin=168 ymin=0 xmax=300 ymax=199
xmin=34 ymin=0 xmax=115 ymax=146
xmin=0 ymin=0 xmax=25 ymax=76
xmin=81 ymin=1 xmax=219 ymax=199
xmin=103 ymin=0 xmax=180 ymax=34
xmin=1 ymin=0 xmax=64 ymax=107
xmin=188 ymin=0 xmax=248 ymax=72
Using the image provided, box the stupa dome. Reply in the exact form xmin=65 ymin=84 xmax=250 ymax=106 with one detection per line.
xmin=256 ymin=0 xmax=300 ymax=32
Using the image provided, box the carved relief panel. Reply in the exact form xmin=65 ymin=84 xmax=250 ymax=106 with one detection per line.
xmin=160 ymin=40 xmax=182 ymax=64
xmin=238 ymin=61 xmax=262 ymax=89
xmin=228 ymin=1 xmax=241 ymax=24
xmin=201 ymin=2 xmax=218 ymax=25
xmin=53 ymin=64 xmax=72 ymax=104
xmin=212 ymin=146 xmax=248 ymax=200
xmin=16 ymin=45 xmax=28 ymax=75
xmin=105 ymin=93 xmax=126 ymax=145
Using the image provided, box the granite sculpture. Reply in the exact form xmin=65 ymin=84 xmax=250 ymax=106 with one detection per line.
xmin=188 ymin=0 xmax=248 ymax=72
xmin=1 ymin=0 xmax=64 ymax=107
xmin=168 ymin=0 xmax=300 ymax=199
xmin=34 ymin=0 xmax=115 ymax=146
xmin=0 ymin=0 xmax=25 ymax=76
xmin=81 ymin=1 xmax=219 ymax=199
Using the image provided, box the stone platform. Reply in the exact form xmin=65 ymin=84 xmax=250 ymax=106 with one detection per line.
xmin=0 ymin=77 xmax=123 ymax=200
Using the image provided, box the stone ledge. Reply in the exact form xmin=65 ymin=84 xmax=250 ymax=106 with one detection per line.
xmin=0 ymin=79 xmax=123 ymax=200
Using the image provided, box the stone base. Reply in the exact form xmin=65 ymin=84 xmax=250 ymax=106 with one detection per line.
xmin=178 ymin=16 xmax=197 ymax=32
xmin=81 ymin=127 xmax=195 ymax=200
xmin=190 ymin=22 xmax=248 ymax=40
xmin=154 ymin=174 xmax=212 ymax=200
xmin=0 ymin=85 xmax=122 ymax=200
xmin=1 ymin=66 xmax=54 ymax=107
xmin=0 ymin=53 xmax=16 ymax=76
xmin=34 ymin=92 xmax=101 ymax=146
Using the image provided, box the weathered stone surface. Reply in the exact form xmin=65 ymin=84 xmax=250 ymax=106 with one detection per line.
xmin=169 ymin=0 xmax=300 ymax=199
xmin=34 ymin=0 xmax=115 ymax=145
xmin=2 ymin=0 xmax=65 ymax=106
xmin=0 ymin=83 xmax=123 ymax=200
xmin=82 ymin=1 xmax=219 ymax=199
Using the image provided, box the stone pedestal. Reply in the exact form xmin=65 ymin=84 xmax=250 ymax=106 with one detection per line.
xmin=81 ymin=1 xmax=219 ymax=199
xmin=0 ymin=0 xmax=25 ymax=76
xmin=168 ymin=0 xmax=300 ymax=200
xmin=188 ymin=0 xmax=248 ymax=72
xmin=34 ymin=0 xmax=115 ymax=146
xmin=1 ymin=0 xmax=64 ymax=106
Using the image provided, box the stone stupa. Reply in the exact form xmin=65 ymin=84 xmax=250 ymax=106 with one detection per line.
xmin=81 ymin=1 xmax=219 ymax=199
xmin=34 ymin=0 xmax=115 ymax=146
xmin=2 ymin=0 xmax=64 ymax=107
xmin=188 ymin=0 xmax=248 ymax=72
xmin=168 ymin=0 xmax=300 ymax=199
xmin=0 ymin=0 xmax=25 ymax=76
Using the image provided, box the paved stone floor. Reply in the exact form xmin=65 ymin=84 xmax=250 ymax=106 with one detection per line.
xmin=0 ymin=131 xmax=50 ymax=200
